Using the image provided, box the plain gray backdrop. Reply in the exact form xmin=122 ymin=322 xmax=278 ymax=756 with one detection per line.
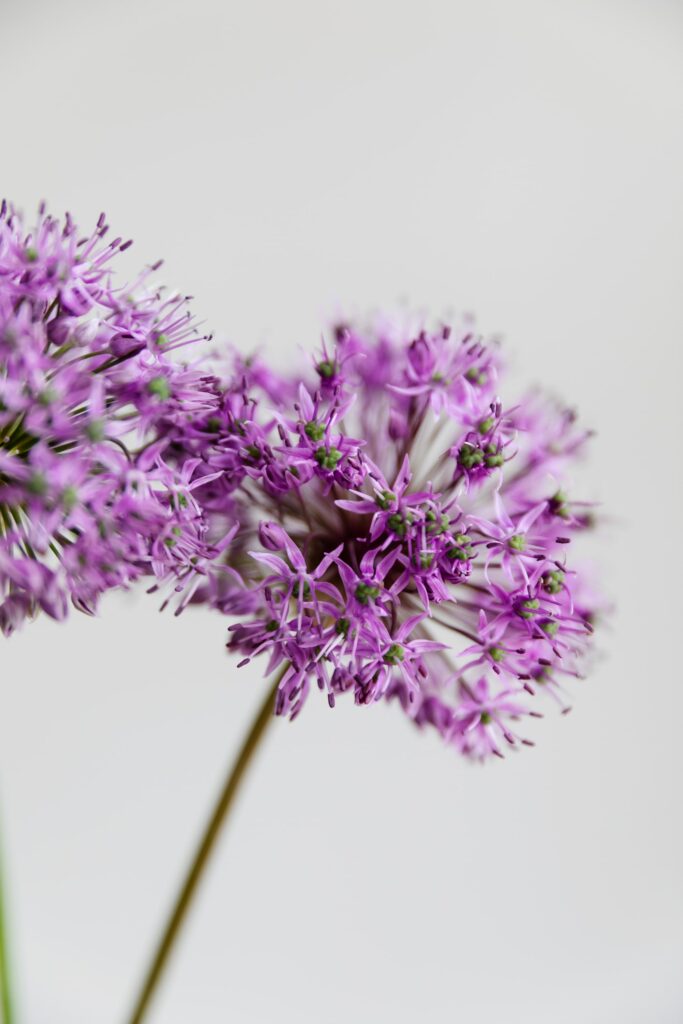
xmin=1 ymin=0 xmax=682 ymax=1021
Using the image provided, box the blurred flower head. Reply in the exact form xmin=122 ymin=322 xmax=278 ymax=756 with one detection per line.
xmin=0 ymin=201 xmax=219 ymax=633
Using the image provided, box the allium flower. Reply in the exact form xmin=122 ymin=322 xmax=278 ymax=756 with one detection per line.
xmin=0 ymin=201 xmax=605 ymax=1024
xmin=0 ymin=201 xmax=218 ymax=634
xmin=0 ymin=201 xmax=600 ymax=760
xmin=185 ymin=318 xmax=599 ymax=760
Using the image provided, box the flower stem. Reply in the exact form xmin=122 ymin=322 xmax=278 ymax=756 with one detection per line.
xmin=125 ymin=671 xmax=283 ymax=1024
xmin=0 ymin=833 xmax=14 ymax=1024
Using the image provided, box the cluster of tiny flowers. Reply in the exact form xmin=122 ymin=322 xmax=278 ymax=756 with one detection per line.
xmin=1 ymin=202 xmax=600 ymax=759
xmin=0 ymin=202 xmax=221 ymax=635
xmin=183 ymin=318 xmax=599 ymax=760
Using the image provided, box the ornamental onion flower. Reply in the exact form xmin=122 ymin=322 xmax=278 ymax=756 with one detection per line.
xmin=0 ymin=200 xmax=604 ymax=1024
xmin=0 ymin=201 xmax=600 ymax=761
xmin=178 ymin=317 xmax=600 ymax=761
xmin=0 ymin=202 xmax=219 ymax=634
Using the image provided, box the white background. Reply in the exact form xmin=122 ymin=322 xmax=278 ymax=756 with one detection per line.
xmin=1 ymin=1 xmax=682 ymax=1021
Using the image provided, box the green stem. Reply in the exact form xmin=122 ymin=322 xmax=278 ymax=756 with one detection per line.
xmin=0 ymin=832 xmax=14 ymax=1024
xmin=125 ymin=671 xmax=283 ymax=1024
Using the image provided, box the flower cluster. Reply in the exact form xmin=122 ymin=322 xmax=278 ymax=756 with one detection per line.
xmin=184 ymin=318 xmax=599 ymax=759
xmin=0 ymin=202 xmax=220 ymax=634
xmin=1 ymin=202 xmax=600 ymax=759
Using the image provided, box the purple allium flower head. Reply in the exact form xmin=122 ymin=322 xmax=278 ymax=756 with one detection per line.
xmin=187 ymin=313 xmax=601 ymax=760
xmin=1 ymin=201 xmax=601 ymax=761
xmin=0 ymin=201 xmax=218 ymax=633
